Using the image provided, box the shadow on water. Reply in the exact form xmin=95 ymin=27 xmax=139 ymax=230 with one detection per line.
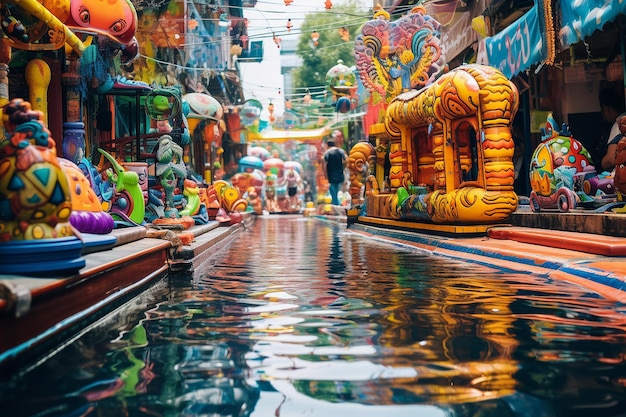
xmin=1 ymin=216 xmax=626 ymax=417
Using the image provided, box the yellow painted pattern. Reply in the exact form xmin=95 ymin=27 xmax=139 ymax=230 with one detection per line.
xmin=355 ymin=64 xmax=519 ymax=225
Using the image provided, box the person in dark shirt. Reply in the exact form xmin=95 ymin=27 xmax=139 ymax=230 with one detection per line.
xmin=602 ymin=112 xmax=626 ymax=172
xmin=322 ymin=139 xmax=347 ymax=206
xmin=598 ymin=87 xmax=625 ymax=171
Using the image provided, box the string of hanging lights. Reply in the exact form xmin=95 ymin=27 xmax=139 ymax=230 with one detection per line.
xmin=240 ymin=0 xmax=371 ymax=120
xmin=242 ymin=1 xmax=368 ymax=43
xmin=247 ymin=0 xmax=359 ymax=48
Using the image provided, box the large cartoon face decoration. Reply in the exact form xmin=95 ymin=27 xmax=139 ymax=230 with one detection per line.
xmin=65 ymin=0 xmax=137 ymax=45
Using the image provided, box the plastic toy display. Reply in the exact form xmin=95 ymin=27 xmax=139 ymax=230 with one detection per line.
xmin=529 ymin=115 xmax=616 ymax=212
xmin=0 ymin=99 xmax=85 ymax=275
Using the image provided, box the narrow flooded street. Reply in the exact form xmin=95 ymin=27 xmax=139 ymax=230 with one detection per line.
xmin=2 ymin=216 xmax=626 ymax=417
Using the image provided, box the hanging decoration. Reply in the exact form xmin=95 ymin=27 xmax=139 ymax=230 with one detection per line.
xmin=284 ymin=0 xmax=293 ymax=5
xmin=471 ymin=15 xmax=489 ymax=38
xmin=310 ymin=31 xmax=320 ymax=48
xmin=338 ymin=26 xmax=350 ymax=41
xmin=326 ymin=59 xmax=357 ymax=114
xmin=326 ymin=59 xmax=357 ymax=97
xmin=241 ymin=99 xmax=263 ymax=133
xmin=283 ymin=98 xmax=298 ymax=129
xmin=286 ymin=18 xmax=293 ymax=32
xmin=335 ymin=96 xmax=351 ymax=113
xmin=268 ymin=102 xmax=276 ymax=123
xmin=273 ymin=33 xmax=281 ymax=48
xmin=324 ymin=0 xmax=332 ymax=10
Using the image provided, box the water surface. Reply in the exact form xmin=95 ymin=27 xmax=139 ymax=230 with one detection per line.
xmin=2 ymin=216 xmax=626 ymax=417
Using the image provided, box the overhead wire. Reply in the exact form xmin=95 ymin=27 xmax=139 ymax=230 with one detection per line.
xmin=236 ymin=2 xmax=370 ymax=100
xmin=136 ymin=0 xmax=374 ymax=107
xmin=148 ymin=1 xmax=370 ymax=49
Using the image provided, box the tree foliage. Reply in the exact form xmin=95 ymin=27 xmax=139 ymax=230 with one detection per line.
xmin=293 ymin=0 xmax=370 ymax=94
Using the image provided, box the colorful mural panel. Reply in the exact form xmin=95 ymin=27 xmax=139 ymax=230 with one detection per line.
xmin=354 ymin=6 xmax=445 ymax=105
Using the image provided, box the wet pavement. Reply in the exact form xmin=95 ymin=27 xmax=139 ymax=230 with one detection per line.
xmin=1 ymin=215 xmax=626 ymax=417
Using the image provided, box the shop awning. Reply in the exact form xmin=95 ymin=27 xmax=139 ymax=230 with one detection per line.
xmin=559 ymin=0 xmax=626 ymax=49
xmin=247 ymin=126 xmax=331 ymax=143
xmin=481 ymin=1 xmax=552 ymax=79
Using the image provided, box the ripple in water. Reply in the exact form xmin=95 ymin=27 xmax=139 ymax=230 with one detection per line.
xmin=1 ymin=217 xmax=625 ymax=417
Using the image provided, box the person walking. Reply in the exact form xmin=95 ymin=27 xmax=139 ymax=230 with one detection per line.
xmin=322 ymin=138 xmax=347 ymax=206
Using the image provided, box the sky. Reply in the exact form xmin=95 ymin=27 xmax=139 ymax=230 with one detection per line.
xmin=238 ymin=0 xmax=370 ymax=118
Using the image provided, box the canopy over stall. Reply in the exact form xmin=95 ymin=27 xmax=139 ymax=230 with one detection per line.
xmin=559 ymin=0 xmax=626 ymax=49
xmin=247 ymin=127 xmax=331 ymax=143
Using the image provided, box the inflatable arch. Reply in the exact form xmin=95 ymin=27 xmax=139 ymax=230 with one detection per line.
xmin=355 ymin=64 xmax=519 ymax=224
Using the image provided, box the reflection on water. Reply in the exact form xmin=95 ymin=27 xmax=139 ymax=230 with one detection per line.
xmin=2 ymin=216 xmax=626 ymax=417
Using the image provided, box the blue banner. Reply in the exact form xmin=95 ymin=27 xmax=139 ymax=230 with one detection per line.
xmin=560 ymin=0 xmax=626 ymax=48
xmin=484 ymin=4 xmax=545 ymax=79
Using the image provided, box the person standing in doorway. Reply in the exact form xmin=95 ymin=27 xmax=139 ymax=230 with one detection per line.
xmin=598 ymin=86 xmax=625 ymax=170
xmin=322 ymin=138 xmax=347 ymax=206
xmin=602 ymin=111 xmax=626 ymax=173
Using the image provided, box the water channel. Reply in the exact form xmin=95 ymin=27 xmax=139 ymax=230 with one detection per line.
xmin=1 ymin=216 xmax=626 ymax=417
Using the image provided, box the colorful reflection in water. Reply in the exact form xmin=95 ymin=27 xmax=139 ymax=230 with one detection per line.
xmin=1 ymin=216 xmax=626 ymax=417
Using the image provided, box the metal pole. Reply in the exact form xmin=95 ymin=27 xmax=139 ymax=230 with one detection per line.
xmin=136 ymin=92 xmax=141 ymax=161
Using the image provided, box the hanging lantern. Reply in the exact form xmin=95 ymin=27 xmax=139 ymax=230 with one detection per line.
xmin=284 ymin=0 xmax=293 ymax=5
xmin=310 ymin=31 xmax=320 ymax=48
xmin=286 ymin=18 xmax=293 ymax=32
xmin=324 ymin=0 xmax=332 ymax=9
xmin=335 ymin=96 xmax=351 ymax=113
xmin=325 ymin=59 xmax=357 ymax=97
xmin=268 ymin=102 xmax=276 ymax=123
